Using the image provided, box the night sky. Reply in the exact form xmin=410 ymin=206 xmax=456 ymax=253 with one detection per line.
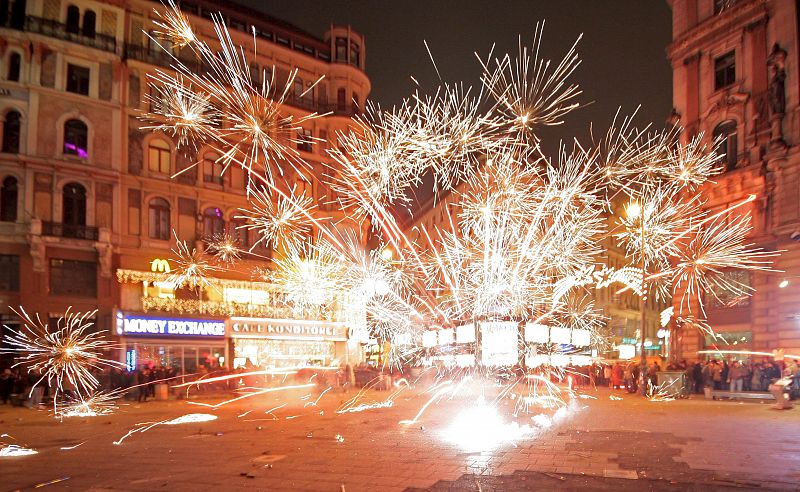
xmin=234 ymin=0 xmax=674 ymax=205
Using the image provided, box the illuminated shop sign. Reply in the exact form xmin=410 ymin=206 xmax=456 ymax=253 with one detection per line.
xmin=150 ymin=258 xmax=172 ymax=273
xmin=229 ymin=317 xmax=348 ymax=341
xmin=116 ymin=313 xmax=225 ymax=337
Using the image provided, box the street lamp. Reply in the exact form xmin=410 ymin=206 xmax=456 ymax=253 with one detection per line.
xmin=625 ymin=201 xmax=648 ymax=396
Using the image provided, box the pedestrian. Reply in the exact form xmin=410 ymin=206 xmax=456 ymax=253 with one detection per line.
xmin=712 ymin=361 xmax=723 ymax=390
xmin=728 ymin=361 xmax=744 ymax=393
xmin=136 ymin=367 xmax=149 ymax=403
xmin=0 ymin=368 xmax=13 ymax=404
xmin=751 ymin=363 xmax=762 ymax=392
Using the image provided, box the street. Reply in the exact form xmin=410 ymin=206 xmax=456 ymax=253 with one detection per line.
xmin=1 ymin=385 xmax=799 ymax=491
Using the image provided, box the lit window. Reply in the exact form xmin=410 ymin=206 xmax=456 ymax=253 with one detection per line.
xmin=335 ymin=37 xmax=347 ymax=62
xmin=63 ymin=119 xmax=88 ymax=157
xmin=203 ymin=207 xmax=225 ymax=238
xmin=148 ymin=139 xmax=171 ymax=174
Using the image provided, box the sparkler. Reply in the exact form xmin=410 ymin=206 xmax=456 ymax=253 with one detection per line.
xmin=0 ymin=308 xmax=122 ymax=410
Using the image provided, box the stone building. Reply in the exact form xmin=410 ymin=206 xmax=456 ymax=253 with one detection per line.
xmin=0 ymin=0 xmax=370 ymax=370
xmin=667 ymin=0 xmax=800 ymax=358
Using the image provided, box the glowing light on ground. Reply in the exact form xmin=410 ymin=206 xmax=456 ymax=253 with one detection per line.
xmin=441 ymin=397 xmax=535 ymax=452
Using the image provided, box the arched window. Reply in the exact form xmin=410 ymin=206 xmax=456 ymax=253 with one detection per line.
xmin=203 ymin=207 xmax=225 ymax=238
xmin=63 ymin=119 xmax=88 ymax=158
xmin=0 ymin=176 xmax=18 ymax=222
xmin=148 ymin=197 xmax=170 ymax=240
xmin=229 ymin=218 xmax=249 ymax=249
xmin=148 ymin=139 xmax=171 ymax=174
xmin=203 ymin=152 xmax=225 ymax=185
xmin=713 ymin=120 xmax=737 ymax=171
xmin=7 ymin=52 xmax=21 ymax=82
xmin=62 ymin=182 xmax=86 ymax=228
xmin=81 ymin=9 xmax=96 ymax=38
xmin=2 ymin=111 xmax=21 ymax=153
xmin=65 ymin=5 xmax=80 ymax=34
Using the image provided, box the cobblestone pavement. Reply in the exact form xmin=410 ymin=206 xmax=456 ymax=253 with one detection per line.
xmin=0 ymin=386 xmax=798 ymax=491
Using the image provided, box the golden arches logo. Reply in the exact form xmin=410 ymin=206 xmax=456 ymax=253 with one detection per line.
xmin=150 ymin=258 xmax=171 ymax=273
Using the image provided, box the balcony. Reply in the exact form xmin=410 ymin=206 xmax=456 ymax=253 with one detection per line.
xmin=125 ymin=43 xmax=358 ymax=117
xmin=23 ymin=16 xmax=117 ymax=53
xmin=41 ymin=221 xmax=99 ymax=241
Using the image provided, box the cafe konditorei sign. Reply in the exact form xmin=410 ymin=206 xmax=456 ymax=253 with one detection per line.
xmin=117 ymin=313 xmax=225 ymax=338
xmin=229 ymin=317 xmax=348 ymax=341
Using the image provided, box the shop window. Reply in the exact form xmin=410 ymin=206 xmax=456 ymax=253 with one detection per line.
xmin=297 ymin=128 xmax=312 ymax=152
xmin=203 ymin=206 xmax=225 ymax=238
xmin=203 ymin=153 xmax=225 ymax=185
xmin=66 ymin=63 xmax=90 ymax=95
xmin=335 ymin=37 xmax=347 ymax=62
xmin=2 ymin=110 xmax=20 ymax=153
xmin=82 ymin=9 xmax=96 ymax=38
xmin=50 ymin=258 xmax=96 ymax=297
xmin=1 ymin=176 xmax=17 ymax=222
xmin=148 ymin=197 xmax=170 ymax=240
xmin=62 ymin=182 xmax=86 ymax=227
xmin=63 ymin=119 xmax=88 ymax=157
xmin=65 ymin=5 xmax=80 ymax=34
xmin=148 ymin=138 xmax=171 ymax=174
xmin=0 ymin=255 xmax=19 ymax=291
xmin=713 ymin=120 xmax=737 ymax=171
xmin=714 ymin=51 xmax=735 ymax=90
xmin=7 ymin=52 xmax=21 ymax=82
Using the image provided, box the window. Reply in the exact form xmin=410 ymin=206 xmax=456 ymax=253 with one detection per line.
xmin=229 ymin=218 xmax=249 ymax=249
xmin=2 ymin=110 xmax=20 ymax=153
xmin=66 ymin=64 xmax=90 ymax=95
xmin=203 ymin=153 xmax=225 ymax=185
xmin=148 ymin=139 xmax=171 ymax=174
xmin=50 ymin=259 xmax=96 ymax=297
xmin=148 ymin=197 xmax=170 ymax=240
xmin=66 ymin=5 xmax=80 ymax=34
xmin=0 ymin=255 xmax=19 ymax=292
xmin=350 ymin=41 xmax=360 ymax=67
xmin=1 ymin=176 xmax=18 ymax=222
xmin=249 ymin=62 xmax=261 ymax=86
xmin=203 ymin=207 xmax=225 ymax=238
xmin=707 ymin=270 xmax=750 ymax=309
xmin=714 ymin=51 xmax=735 ymax=90
xmin=63 ymin=119 xmax=88 ymax=157
xmin=337 ymin=88 xmax=346 ymax=111
xmin=714 ymin=0 xmax=737 ymax=15
xmin=62 ymin=182 xmax=86 ymax=227
xmin=82 ymin=9 xmax=96 ymax=38
xmin=7 ymin=52 xmax=21 ymax=82
xmin=335 ymin=37 xmax=347 ymax=62
xmin=297 ymin=128 xmax=312 ymax=152
xmin=713 ymin=120 xmax=737 ymax=170
xmin=294 ymin=77 xmax=303 ymax=100
xmin=352 ymin=92 xmax=360 ymax=113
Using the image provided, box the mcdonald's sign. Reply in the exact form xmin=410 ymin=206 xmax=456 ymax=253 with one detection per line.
xmin=150 ymin=258 xmax=171 ymax=273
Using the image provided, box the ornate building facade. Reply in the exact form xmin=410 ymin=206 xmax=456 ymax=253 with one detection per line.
xmin=668 ymin=0 xmax=800 ymax=358
xmin=0 ymin=0 xmax=370 ymax=370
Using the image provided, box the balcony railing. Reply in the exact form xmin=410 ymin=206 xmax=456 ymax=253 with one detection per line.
xmin=41 ymin=221 xmax=99 ymax=241
xmin=24 ymin=16 xmax=117 ymax=53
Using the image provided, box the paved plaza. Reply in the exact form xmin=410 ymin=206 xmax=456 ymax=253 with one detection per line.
xmin=1 ymin=385 xmax=799 ymax=491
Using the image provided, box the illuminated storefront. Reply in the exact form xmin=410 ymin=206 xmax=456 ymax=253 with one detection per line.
xmin=116 ymin=311 xmax=227 ymax=373
xmin=228 ymin=317 xmax=349 ymax=368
